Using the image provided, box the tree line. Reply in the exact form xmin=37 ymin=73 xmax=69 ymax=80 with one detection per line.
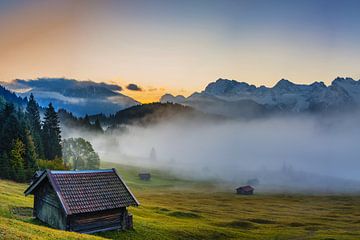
xmin=0 ymin=92 xmax=102 ymax=182
xmin=0 ymin=94 xmax=62 ymax=182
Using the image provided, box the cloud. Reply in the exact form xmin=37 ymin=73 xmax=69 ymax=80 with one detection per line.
xmin=1 ymin=77 xmax=139 ymax=116
xmin=126 ymin=83 xmax=142 ymax=91
xmin=3 ymin=77 xmax=123 ymax=97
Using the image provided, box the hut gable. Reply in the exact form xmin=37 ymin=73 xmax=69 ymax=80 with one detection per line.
xmin=33 ymin=177 xmax=67 ymax=229
xmin=24 ymin=169 xmax=139 ymax=233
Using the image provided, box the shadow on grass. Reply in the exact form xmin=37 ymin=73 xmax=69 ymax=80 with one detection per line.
xmin=153 ymin=207 xmax=201 ymax=218
xmin=248 ymin=218 xmax=276 ymax=224
xmin=167 ymin=211 xmax=201 ymax=218
xmin=216 ymin=220 xmax=257 ymax=229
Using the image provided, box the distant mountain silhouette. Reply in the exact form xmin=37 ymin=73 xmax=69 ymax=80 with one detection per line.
xmin=56 ymin=103 xmax=222 ymax=132
xmin=0 ymin=85 xmax=27 ymax=107
xmin=1 ymin=78 xmax=139 ymax=116
xmin=100 ymin=102 xmax=222 ymax=130
xmin=161 ymin=77 xmax=360 ymax=118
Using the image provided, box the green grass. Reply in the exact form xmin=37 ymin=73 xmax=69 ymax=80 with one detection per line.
xmin=1 ymin=162 xmax=360 ymax=239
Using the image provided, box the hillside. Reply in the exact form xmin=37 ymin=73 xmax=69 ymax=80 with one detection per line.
xmin=106 ymin=102 xmax=218 ymax=126
xmin=58 ymin=102 xmax=222 ymax=133
xmin=0 ymin=85 xmax=27 ymax=107
xmin=1 ymin=162 xmax=360 ymax=239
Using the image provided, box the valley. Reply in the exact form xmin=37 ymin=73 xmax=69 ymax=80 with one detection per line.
xmin=1 ymin=162 xmax=360 ymax=240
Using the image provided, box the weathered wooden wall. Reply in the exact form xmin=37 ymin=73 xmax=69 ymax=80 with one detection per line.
xmin=69 ymin=208 xmax=126 ymax=233
xmin=34 ymin=181 xmax=67 ymax=230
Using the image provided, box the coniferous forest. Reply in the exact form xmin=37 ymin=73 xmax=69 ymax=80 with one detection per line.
xmin=0 ymin=93 xmax=62 ymax=182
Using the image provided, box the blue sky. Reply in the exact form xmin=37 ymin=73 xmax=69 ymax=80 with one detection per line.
xmin=0 ymin=0 xmax=359 ymax=102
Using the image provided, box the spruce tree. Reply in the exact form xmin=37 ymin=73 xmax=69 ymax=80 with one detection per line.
xmin=10 ymin=139 xmax=26 ymax=182
xmin=24 ymin=130 xmax=38 ymax=178
xmin=0 ymin=152 xmax=10 ymax=179
xmin=26 ymin=94 xmax=44 ymax=158
xmin=0 ymin=104 xmax=20 ymax=152
xmin=0 ymin=101 xmax=40 ymax=182
xmin=42 ymin=103 xmax=62 ymax=160
xmin=93 ymin=118 xmax=103 ymax=133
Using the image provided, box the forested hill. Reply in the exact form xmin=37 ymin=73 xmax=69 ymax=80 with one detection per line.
xmin=58 ymin=102 xmax=222 ymax=132
xmin=100 ymin=102 xmax=223 ymax=128
xmin=108 ymin=102 xmax=217 ymax=125
xmin=0 ymin=85 xmax=27 ymax=107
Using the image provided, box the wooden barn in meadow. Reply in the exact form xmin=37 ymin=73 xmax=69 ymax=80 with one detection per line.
xmin=24 ymin=169 xmax=139 ymax=233
xmin=138 ymin=172 xmax=151 ymax=181
xmin=236 ymin=185 xmax=254 ymax=195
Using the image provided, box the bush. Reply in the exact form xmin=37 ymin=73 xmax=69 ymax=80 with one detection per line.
xmin=37 ymin=158 xmax=70 ymax=170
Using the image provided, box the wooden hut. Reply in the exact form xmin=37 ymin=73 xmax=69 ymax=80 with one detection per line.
xmin=24 ymin=169 xmax=139 ymax=233
xmin=236 ymin=185 xmax=254 ymax=195
xmin=138 ymin=173 xmax=151 ymax=181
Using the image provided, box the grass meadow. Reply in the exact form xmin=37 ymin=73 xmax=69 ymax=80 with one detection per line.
xmin=0 ymin=162 xmax=360 ymax=239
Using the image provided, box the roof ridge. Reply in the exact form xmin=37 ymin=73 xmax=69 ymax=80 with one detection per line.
xmin=50 ymin=169 xmax=114 ymax=174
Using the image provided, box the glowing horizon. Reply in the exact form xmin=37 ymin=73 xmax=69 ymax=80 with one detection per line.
xmin=0 ymin=0 xmax=360 ymax=103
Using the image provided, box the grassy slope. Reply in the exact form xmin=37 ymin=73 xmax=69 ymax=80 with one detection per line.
xmin=1 ymin=162 xmax=360 ymax=239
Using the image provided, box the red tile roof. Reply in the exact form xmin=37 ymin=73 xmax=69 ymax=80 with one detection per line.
xmin=25 ymin=169 xmax=139 ymax=215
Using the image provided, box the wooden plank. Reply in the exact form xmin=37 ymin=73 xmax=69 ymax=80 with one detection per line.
xmin=69 ymin=209 xmax=124 ymax=233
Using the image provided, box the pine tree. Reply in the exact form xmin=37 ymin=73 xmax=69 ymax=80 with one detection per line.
xmin=82 ymin=114 xmax=92 ymax=130
xmin=10 ymin=139 xmax=26 ymax=182
xmin=26 ymin=93 xmax=44 ymax=158
xmin=42 ymin=103 xmax=62 ymax=160
xmin=0 ymin=101 xmax=40 ymax=182
xmin=0 ymin=104 xmax=21 ymax=152
xmin=93 ymin=118 xmax=103 ymax=133
xmin=24 ymin=130 xmax=38 ymax=178
xmin=0 ymin=152 xmax=10 ymax=179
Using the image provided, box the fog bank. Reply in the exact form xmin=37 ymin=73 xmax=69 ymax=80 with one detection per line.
xmin=63 ymin=113 xmax=360 ymax=191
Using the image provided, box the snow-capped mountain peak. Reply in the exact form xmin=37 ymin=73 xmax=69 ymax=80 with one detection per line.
xmin=160 ymin=77 xmax=360 ymax=118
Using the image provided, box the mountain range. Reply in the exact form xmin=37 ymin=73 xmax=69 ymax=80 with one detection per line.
xmin=1 ymin=77 xmax=360 ymax=118
xmin=161 ymin=77 xmax=360 ymax=118
xmin=1 ymin=78 xmax=139 ymax=116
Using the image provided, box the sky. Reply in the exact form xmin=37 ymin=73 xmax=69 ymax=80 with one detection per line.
xmin=0 ymin=0 xmax=360 ymax=103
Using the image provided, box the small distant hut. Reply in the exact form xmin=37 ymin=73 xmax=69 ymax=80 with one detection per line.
xmin=138 ymin=173 xmax=151 ymax=181
xmin=24 ymin=169 xmax=139 ymax=233
xmin=236 ymin=185 xmax=254 ymax=195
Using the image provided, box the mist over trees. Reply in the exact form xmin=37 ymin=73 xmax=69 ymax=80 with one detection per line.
xmin=58 ymin=109 xmax=103 ymax=133
xmin=62 ymin=138 xmax=100 ymax=170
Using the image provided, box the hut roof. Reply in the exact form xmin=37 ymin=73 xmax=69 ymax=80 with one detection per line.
xmin=34 ymin=170 xmax=45 ymax=177
xmin=236 ymin=185 xmax=254 ymax=191
xmin=24 ymin=169 xmax=139 ymax=215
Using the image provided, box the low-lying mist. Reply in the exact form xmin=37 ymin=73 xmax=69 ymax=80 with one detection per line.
xmin=63 ymin=112 xmax=360 ymax=192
